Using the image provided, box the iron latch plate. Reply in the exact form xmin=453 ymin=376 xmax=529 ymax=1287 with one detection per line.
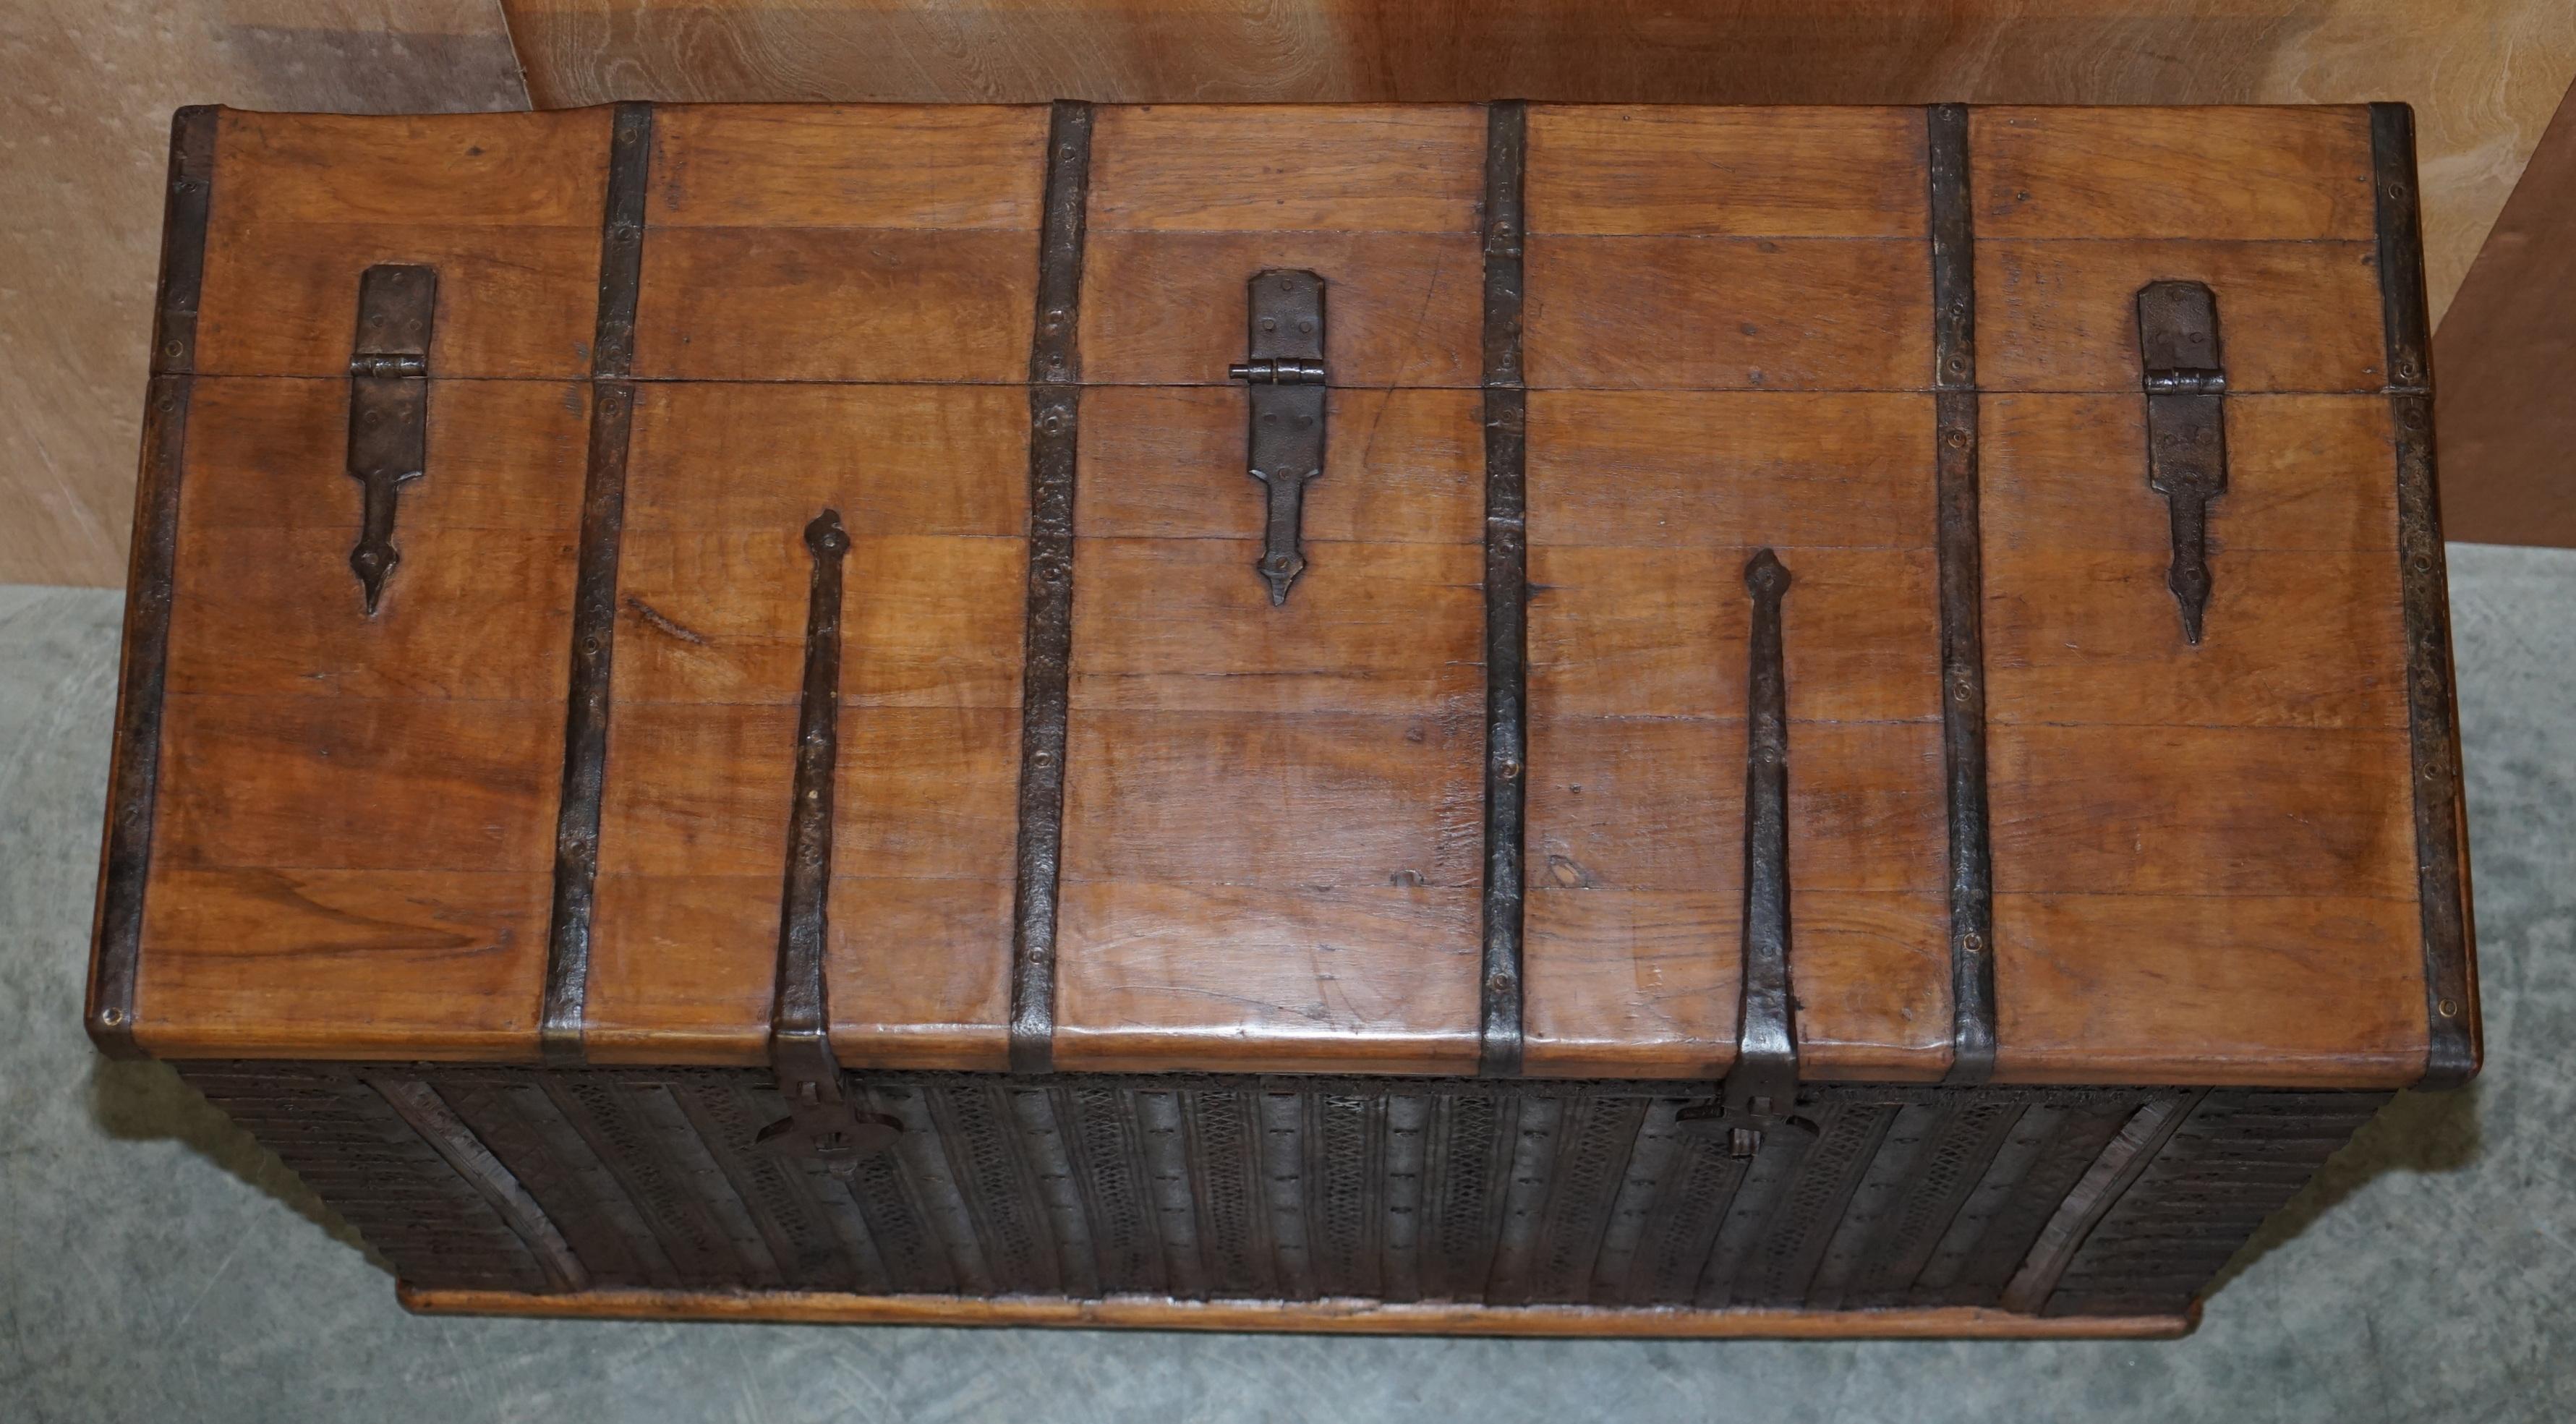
xmin=2136 ymin=280 xmax=2229 ymax=644
xmin=1229 ymin=270 xmax=1328 ymax=605
xmin=346 ymin=264 xmax=435 ymax=615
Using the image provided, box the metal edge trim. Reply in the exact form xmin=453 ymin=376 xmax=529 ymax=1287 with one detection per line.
xmin=1010 ymin=99 xmax=1094 ymax=1075
xmin=1927 ymin=103 xmax=1998 ymax=1086
xmin=540 ymin=101 xmax=654 ymax=1065
xmin=1996 ymin=1089 xmax=2203 ymax=1314
xmin=370 ymin=1075 xmax=591 ymax=1292
xmin=2369 ymin=101 xmax=2479 ymax=1090
xmin=1478 ymin=98 xmax=1532 ymax=1077
xmin=87 ymin=105 xmax=218 ymax=1060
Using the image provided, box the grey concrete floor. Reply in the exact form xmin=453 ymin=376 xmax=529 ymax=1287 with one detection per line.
xmin=3 ymin=545 xmax=2571 ymax=1422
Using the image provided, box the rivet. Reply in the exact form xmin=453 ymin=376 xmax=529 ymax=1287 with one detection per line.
xmin=1498 ymin=758 xmax=1522 ymax=780
xmin=2437 ymin=997 xmax=2460 ymax=1018
xmin=99 ymin=1007 xmax=127 ymax=1027
xmin=1944 ymin=429 xmax=1969 ymax=450
xmin=163 ymin=341 xmax=183 ymax=359
xmin=1961 ymin=930 xmax=1984 ymax=954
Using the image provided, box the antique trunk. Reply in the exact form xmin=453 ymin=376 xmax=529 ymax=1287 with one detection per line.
xmin=89 ymin=100 xmax=2475 ymax=1336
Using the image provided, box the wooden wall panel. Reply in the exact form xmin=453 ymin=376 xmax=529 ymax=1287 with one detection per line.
xmin=2436 ymin=76 xmax=2576 ymax=547
xmin=4 ymin=0 xmax=529 ymax=584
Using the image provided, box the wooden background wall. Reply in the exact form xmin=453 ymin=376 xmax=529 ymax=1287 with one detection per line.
xmin=8 ymin=0 xmax=2572 ymax=585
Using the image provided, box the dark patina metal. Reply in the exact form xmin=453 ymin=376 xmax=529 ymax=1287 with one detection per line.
xmin=1479 ymin=100 xmax=1531 ymax=1078
xmin=540 ymin=101 xmax=654 ymax=1066
xmin=88 ymin=106 xmax=217 ymax=1059
xmin=2135 ymin=279 xmax=2230 ymax=645
xmin=1228 ymin=270 xmax=1329 ymax=605
xmin=757 ymin=511 xmax=902 ymax=1177
xmin=1009 ymin=100 xmax=1094 ymax=1075
xmin=1927 ymin=102 xmax=1998 ymax=1087
xmin=2371 ymin=101 xmax=2479 ymax=1090
xmin=370 ymin=1075 xmax=591 ymax=1292
xmin=1679 ymin=552 xmax=1817 ymax=1158
xmin=344 ymin=263 xmax=436 ymax=615
xmin=187 ymin=1060 xmax=2376 ymax=1319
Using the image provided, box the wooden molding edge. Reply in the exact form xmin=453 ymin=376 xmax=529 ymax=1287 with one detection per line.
xmin=398 ymin=1284 xmax=2198 ymax=1339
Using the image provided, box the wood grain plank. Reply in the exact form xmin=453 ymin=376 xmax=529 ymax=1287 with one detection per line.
xmin=154 ymin=693 xmax=564 ymax=872
xmin=1979 ymin=393 xmax=2400 ymax=555
xmin=1989 ymin=725 xmax=2416 ymax=898
xmin=1080 ymin=231 xmax=1483 ymax=386
xmin=635 ymin=228 xmax=1037 ymax=381
xmin=1075 ymin=385 xmax=1482 ymax=544
xmin=614 ymin=531 xmax=1028 ymax=707
xmin=597 ymin=702 xmax=1023 ymax=879
xmin=1971 ymin=106 xmax=2376 ymax=240
xmin=132 ymin=868 xmax=550 ymax=1061
xmin=1525 ymin=237 xmax=1932 ymax=389
xmin=213 ymin=108 xmax=605 ymax=226
xmin=1980 ymin=390 xmax=2407 ymax=728
xmin=1061 ymin=709 xmax=1483 ymax=887
xmin=1070 ymin=538 xmax=1484 ymax=714
xmin=1527 ymin=716 xmax=1946 ymax=895
xmin=583 ymin=874 xmax=1011 ymax=1069
xmin=1984 ymin=549 xmax=2407 ymax=730
xmin=1529 ymin=546 xmax=1941 ymax=723
xmin=1523 ymin=888 xmax=1950 ymax=1080
xmin=1088 ymin=105 xmax=1485 ymax=233
xmin=198 ymin=223 xmax=605 ymax=378
xmin=1529 ymin=106 xmax=1927 ymax=236
xmin=648 ymin=104 xmax=1046 ymax=227
xmin=626 ymin=383 xmax=1029 ymax=537
xmin=168 ymin=526 xmax=575 ymax=701
xmin=178 ymin=376 xmax=589 ymax=531
xmin=196 ymin=108 xmax=610 ymax=378
xmin=1530 ymin=391 xmax=1935 ymax=549
xmin=1974 ymin=239 xmax=2384 ymax=391
xmin=1053 ymin=880 xmax=1481 ymax=1073
xmin=1994 ymin=892 xmax=2426 ymax=1086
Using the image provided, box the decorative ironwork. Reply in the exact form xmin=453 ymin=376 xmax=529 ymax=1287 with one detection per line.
xmin=2135 ymin=279 xmax=2229 ymax=645
xmin=542 ymin=100 xmax=655 ymax=1066
xmin=1928 ymin=102 xmax=1998 ymax=1086
xmin=184 ymin=1060 xmax=2380 ymax=1322
xmin=1229 ymin=269 xmax=1329 ymax=605
xmin=1679 ymin=551 xmax=1819 ymax=1157
xmin=1009 ymin=99 xmax=1094 ymax=1075
xmin=344 ymin=263 xmax=435 ymax=615
xmin=1479 ymin=99 xmax=1532 ymax=1076
xmin=2371 ymin=102 xmax=2480 ymax=1089
xmin=88 ymin=106 xmax=218 ymax=1059
xmin=758 ymin=511 xmax=901 ymax=1177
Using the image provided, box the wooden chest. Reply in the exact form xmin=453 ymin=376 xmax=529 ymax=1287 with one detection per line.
xmin=90 ymin=100 xmax=2476 ymax=1336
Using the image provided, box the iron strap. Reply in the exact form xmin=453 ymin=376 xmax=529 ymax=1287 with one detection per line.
xmin=1927 ymin=102 xmax=1998 ymax=1086
xmin=1478 ymin=99 xmax=1531 ymax=1077
xmin=540 ymin=100 xmax=654 ymax=1066
xmin=2369 ymin=102 xmax=2479 ymax=1089
xmin=87 ymin=105 xmax=218 ymax=1059
xmin=1677 ymin=552 xmax=1817 ymax=1156
xmin=1008 ymin=100 xmax=1095 ymax=1075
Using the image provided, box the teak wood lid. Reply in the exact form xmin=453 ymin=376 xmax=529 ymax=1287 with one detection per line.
xmin=89 ymin=101 xmax=2476 ymax=1093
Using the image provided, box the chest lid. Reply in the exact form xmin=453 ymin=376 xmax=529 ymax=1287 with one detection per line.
xmin=92 ymin=101 xmax=2473 ymax=1093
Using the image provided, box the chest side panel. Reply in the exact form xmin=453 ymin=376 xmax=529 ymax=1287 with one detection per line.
xmin=1969 ymin=108 xmax=2428 ymax=1086
xmin=134 ymin=109 xmax=614 ymax=1060
xmin=1520 ymin=107 xmax=1952 ymax=1082
xmin=582 ymin=106 xmax=1048 ymax=1070
xmin=1053 ymin=106 xmax=1490 ymax=1073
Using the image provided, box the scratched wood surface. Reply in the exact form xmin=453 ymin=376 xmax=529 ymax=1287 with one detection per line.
xmin=117 ymin=100 xmax=2445 ymax=1088
xmin=583 ymin=379 xmax=1028 ymax=1069
xmin=1974 ymin=108 xmax=2425 ymax=1086
xmin=1059 ymin=118 xmax=1488 ymax=1067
